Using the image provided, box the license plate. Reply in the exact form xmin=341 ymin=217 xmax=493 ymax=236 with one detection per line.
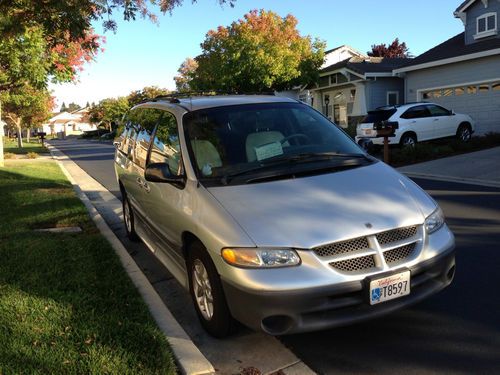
xmin=369 ymin=270 xmax=410 ymax=305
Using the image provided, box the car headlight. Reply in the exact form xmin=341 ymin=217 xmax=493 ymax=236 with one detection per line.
xmin=425 ymin=208 xmax=445 ymax=234
xmin=221 ymin=248 xmax=301 ymax=268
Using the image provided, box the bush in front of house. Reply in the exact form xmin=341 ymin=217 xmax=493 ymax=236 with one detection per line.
xmin=26 ymin=152 xmax=38 ymax=159
xmin=4 ymin=152 xmax=16 ymax=159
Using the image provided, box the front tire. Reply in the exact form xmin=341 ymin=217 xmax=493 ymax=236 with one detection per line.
xmin=123 ymin=195 xmax=139 ymax=242
xmin=457 ymin=124 xmax=471 ymax=142
xmin=187 ymin=241 xmax=234 ymax=338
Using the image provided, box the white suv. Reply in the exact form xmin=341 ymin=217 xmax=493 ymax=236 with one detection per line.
xmin=355 ymin=102 xmax=474 ymax=147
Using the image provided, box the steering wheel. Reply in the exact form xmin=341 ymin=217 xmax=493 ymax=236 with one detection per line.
xmin=280 ymin=133 xmax=311 ymax=145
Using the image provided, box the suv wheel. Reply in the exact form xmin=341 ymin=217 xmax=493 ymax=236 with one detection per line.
xmin=457 ymin=124 xmax=471 ymax=142
xmin=188 ymin=241 xmax=234 ymax=337
xmin=400 ymin=133 xmax=417 ymax=148
xmin=123 ymin=195 xmax=139 ymax=241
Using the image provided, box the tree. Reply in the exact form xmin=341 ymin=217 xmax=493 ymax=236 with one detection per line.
xmin=368 ymin=38 xmax=411 ymax=58
xmin=1 ymin=87 xmax=54 ymax=147
xmin=189 ymin=10 xmax=325 ymax=92
xmin=127 ymin=86 xmax=170 ymax=107
xmin=174 ymin=58 xmax=199 ymax=92
xmin=88 ymin=97 xmax=130 ymax=131
xmin=67 ymin=102 xmax=81 ymax=112
xmin=60 ymin=102 xmax=67 ymax=112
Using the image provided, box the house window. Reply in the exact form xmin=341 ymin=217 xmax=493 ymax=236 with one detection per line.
xmin=387 ymin=91 xmax=399 ymax=106
xmin=467 ymin=86 xmax=477 ymax=94
xmin=454 ymin=87 xmax=465 ymax=96
xmin=443 ymin=89 xmax=453 ymax=97
xmin=478 ymin=84 xmax=490 ymax=93
xmin=422 ymin=92 xmax=432 ymax=99
xmin=493 ymin=82 xmax=500 ymax=91
xmin=475 ymin=12 xmax=497 ymax=39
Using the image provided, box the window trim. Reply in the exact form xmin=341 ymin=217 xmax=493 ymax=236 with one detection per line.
xmin=474 ymin=12 xmax=497 ymax=39
xmin=386 ymin=91 xmax=399 ymax=106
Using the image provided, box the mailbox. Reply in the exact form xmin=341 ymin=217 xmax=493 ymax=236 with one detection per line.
xmin=373 ymin=121 xmax=398 ymax=138
xmin=38 ymin=132 xmax=46 ymax=138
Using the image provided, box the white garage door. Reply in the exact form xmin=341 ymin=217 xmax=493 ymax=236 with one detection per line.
xmin=421 ymin=81 xmax=500 ymax=134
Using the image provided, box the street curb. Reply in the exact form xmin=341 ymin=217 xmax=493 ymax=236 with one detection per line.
xmin=400 ymin=172 xmax=500 ymax=189
xmin=46 ymin=143 xmax=215 ymax=375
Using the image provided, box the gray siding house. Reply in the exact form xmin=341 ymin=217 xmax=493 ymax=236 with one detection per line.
xmin=395 ymin=0 xmax=500 ymax=134
xmin=310 ymin=56 xmax=408 ymax=129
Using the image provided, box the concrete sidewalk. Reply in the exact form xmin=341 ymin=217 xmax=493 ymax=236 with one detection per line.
xmin=398 ymin=147 xmax=500 ymax=188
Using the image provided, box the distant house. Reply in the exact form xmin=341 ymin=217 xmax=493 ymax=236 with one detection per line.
xmin=41 ymin=107 xmax=96 ymax=136
xmin=394 ymin=0 xmax=500 ymax=134
xmin=309 ymin=54 xmax=409 ymax=128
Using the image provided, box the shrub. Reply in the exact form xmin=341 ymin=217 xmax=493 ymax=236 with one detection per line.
xmin=4 ymin=152 xmax=15 ymax=159
xmin=26 ymin=152 xmax=38 ymax=159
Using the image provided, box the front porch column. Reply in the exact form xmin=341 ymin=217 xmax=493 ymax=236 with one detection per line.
xmin=351 ymin=82 xmax=367 ymax=117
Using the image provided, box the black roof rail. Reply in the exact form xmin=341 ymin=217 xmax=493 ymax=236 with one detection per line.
xmin=150 ymin=90 xmax=276 ymax=103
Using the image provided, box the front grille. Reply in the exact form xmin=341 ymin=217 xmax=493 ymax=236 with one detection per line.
xmin=376 ymin=226 xmax=417 ymax=245
xmin=384 ymin=243 xmax=416 ymax=264
xmin=314 ymin=237 xmax=369 ymax=257
xmin=330 ymin=255 xmax=376 ymax=272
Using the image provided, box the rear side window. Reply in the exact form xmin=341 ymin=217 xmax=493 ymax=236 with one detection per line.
xmin=401 ymin=105 xmax=431 ymax=119
xmin=128 ymin=108 xmax=163 ymax=168
xmin=362 ymin=108 xmax=397 ymax=123
xmin=426 ymin=105 xmax=450 ymax=117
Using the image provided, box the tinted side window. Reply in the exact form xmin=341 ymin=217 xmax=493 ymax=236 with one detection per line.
xmin=427 ymin=105 xmax=450 ymax=117
xmin=129 ymin=108 xmax=163 ymax=168
xmin=150 ymin=112 xmax=183 ymax=176
xmin=401 ymin=105 xmax=430 ymax=119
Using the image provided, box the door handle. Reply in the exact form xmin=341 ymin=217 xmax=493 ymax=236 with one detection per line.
xmin=136 ymin=177 xmax=151 ymax=193
xmin=411 ymin=121 xmax=416 ymax=124
xmin=433 ymin=119 xmax=439 ymax=122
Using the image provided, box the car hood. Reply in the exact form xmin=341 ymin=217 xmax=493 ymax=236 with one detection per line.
xmin=207 ymin=162 xmax=437 ymax=249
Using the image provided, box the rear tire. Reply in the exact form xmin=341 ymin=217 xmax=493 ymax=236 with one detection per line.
xmin=400 ymin=133 xmax=417 ymax=148
xmin=123 ymin=194 xmax=139 ymax=242
xmin=187 ymin=241 xmax=235 ymax=338
xmin=457 ymin=124 xmax=471 ymax=142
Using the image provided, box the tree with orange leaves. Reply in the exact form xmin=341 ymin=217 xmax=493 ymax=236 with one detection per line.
xmin=189 ymin=10 xmax=325 ymax=92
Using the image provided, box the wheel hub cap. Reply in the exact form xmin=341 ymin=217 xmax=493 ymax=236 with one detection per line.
xmin=192 ymin=260 xmax=214 ymax=320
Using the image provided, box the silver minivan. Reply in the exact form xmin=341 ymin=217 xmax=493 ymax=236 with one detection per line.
xmin=114 ymin=95 xmax=455 ymax=337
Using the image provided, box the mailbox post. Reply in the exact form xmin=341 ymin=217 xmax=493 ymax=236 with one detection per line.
xmin=38 ymin=132 xmax=46 ymax=147
xmin=373 ymin=121 xmax=398 ymax=164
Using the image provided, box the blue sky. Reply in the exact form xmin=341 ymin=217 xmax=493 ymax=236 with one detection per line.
xmin=50 ymin=0 xmax=464 ymax=109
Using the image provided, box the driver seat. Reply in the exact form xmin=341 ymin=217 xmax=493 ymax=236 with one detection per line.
xmin=245 ymin=131 xmax=288 ymax=162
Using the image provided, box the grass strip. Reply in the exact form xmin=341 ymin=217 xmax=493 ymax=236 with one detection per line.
xmin=0 ymin=162 xmax=176 ymax=374
xmin=3 ymin=138 xmax=48 ymax=154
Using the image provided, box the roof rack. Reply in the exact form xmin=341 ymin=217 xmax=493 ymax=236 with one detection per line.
xmin=151 ymin=91 xmax=276 ymax=103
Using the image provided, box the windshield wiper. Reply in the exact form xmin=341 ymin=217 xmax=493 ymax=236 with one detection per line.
xmin=260 ymin=152 xmax=370 ymax=165
xmin=220 ymin=152 xmax=370 ymax=185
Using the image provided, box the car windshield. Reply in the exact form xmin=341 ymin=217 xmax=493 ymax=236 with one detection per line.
xmin=183 ymin=102 xmax=370 ymax=185
xmin=362 ymin=108 xmax=397 ymax=123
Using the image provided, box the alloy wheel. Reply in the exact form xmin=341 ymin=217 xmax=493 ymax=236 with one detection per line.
xmin=192 ymin=259 xmax=214 ymax=320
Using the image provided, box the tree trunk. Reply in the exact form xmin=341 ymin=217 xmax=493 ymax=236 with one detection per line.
xmin=26 ymin=128 xmax=30 ymax=143
xmin=16 ymin=119 xmax=23 ymax=148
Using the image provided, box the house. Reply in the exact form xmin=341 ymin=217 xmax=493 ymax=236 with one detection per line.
xmin=394 ymin=0 xmax=500 ymax=134
xmin=309 ymin=55 xmax=409 ymax=129
xmin=41 ymin=107 xmax=97 ymax=136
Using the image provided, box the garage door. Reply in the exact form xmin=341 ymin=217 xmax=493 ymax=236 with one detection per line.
xmin=421 ymin=81 xmax=500 ymax=134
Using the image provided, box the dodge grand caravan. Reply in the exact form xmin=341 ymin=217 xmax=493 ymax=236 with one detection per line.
xmin=114 ymin=95 xmax=455 ymax=337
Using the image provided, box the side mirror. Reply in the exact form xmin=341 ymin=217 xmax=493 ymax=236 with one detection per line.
xmin=451 ymin=110 xmax=456 ymax=115
xmin=144 ymin=162 xmax=185 ymax=185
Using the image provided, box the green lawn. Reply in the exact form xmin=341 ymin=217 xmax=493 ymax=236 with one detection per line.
xmin=0 ymin=162 xmax=176 ymax=374
xmin=3 ymin=138 xmax=48 ymax=154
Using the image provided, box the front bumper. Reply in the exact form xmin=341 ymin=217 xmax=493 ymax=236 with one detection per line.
xmin=222 ymin=247 xmax=455 ymax=335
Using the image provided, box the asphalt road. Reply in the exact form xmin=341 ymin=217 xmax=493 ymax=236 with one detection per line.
xmin=53 ymin=138 xmax=500 ymax=374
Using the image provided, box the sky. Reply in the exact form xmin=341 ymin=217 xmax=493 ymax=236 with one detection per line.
xmin=49 ymin=0 xmax=465 ymax=110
